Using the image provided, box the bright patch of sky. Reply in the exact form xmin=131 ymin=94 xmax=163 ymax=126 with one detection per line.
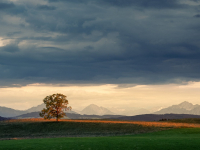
xmin=1 ymin=82 xmax=200 ymax=110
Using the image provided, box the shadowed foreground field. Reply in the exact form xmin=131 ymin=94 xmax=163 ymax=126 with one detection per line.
xmin=1 ymin=119 xmax=200 ymax=150
xmin=2 ymin=118 xmax=200 ymax=140
xmin=0 ymin=119 xmax=171 ymax=140
xmin=1 ymin=128 xmax=200 ymax=150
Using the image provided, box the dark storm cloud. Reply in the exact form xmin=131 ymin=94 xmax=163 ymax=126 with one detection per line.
xmin=0 ymin=2 xmax=15 ymax=10
xmin=0 ymin=0 xmax=200 ymax=87
xmin=48 ymin=0 xmax=183 ymax=9
xmin=48 ymin=0 xmax=85 ymax=2
xmin=37 ymin=5 xmax=56 ymax=10
xmin=0 ymin=1 xmax=26 ymax=14
xmin=1 ymin=44 xmax=20 ymax=53
xmin=194 ymin=14 xmax=200 ymax=17
xmin=98 ymin=0 xmax=183 ymax=9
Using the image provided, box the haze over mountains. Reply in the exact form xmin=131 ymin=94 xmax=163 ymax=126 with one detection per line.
xmin=110 ymin=108 xmax=151 ymax=116
xmin=73 ymin=104 xmax=159 ymax=116
xmin=1 ymin=101 xmax=200 ymax=118
xmin=26 ymin=104 xmax=46 ymax=113
xmin=0 ymin=106 xmax=26 ymax=117
xmin=155 ymin=101 xmax=200 ymax=115
xmin=0 ymin=103 xmax=152 ymax=117
xmin=81 ymin=104 xmax=114 ymax=115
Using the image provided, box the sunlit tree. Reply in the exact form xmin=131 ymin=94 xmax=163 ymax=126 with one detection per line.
xmin=39 ymin=93 xmax=71 ymax=122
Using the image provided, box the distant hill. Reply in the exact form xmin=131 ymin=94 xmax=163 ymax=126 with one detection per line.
xmin=0 ymin=103 xmax=77 ymax=118
xmin=155 ymin=101 xmax=200 ymax=115
xmin=3 ymin=101 xmax=200 ymax=118
xmin=0 ymin=106 xmax=25 ymax=117
xmin=81 ymin=104 xmax=114 ymax=115
xmin=13 ymin=112 xmax=200 ymax=122
xmin=13 ymin=112 xmax=41 ymax=119
xmin=114 ymin=114 xmax=200 ymax=121
xmin=26 ymin=103 xmax=46 ymax=113
xmin=13 ymin=111 xmax=123 ymax=120
xmin=0 ymin=104 xmax=47 ymax=117
xmin=0 ymin=103 xmax=163 ymax=117
xmin=0 ymin=116 xmax=9 ymax=121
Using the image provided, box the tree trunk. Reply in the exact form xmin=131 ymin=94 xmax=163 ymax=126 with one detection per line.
xmin=56 ymin=107 xmax=59 ymax=122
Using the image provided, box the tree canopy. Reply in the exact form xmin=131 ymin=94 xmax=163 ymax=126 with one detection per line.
xmin=39 ymin=93 xmax=71 ymax=121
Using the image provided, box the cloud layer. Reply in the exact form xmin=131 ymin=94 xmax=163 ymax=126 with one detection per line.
xmin=1 ymin=0 xmax=200 ymax=87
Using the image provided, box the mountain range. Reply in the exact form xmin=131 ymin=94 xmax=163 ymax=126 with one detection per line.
xmin=13 ymin=111 xmax=123 ymax=120
xmin=13 ymin=111 xmax=200 ymax=122
xmin=155 ymin=101 xmax=200 ymax=115
xmin=0 ymin=104 xmax=47 ymax=117
xmin=1 ymin=101 xmax=200 ymax=118
xmin=80 ymin=104 xmax=114 ymax=115
xmin=0 ymin=106 xmax=26 ymax=117
xmin=0 ymin=103 xmax=113 ymax=117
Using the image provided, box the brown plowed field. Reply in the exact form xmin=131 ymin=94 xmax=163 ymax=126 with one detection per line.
xmin=5 ymin=118 xmax=200 ymax=128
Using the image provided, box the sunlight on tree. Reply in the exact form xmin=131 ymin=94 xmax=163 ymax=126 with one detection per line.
xmin=39 ymin=93 xmax=72 ymax=121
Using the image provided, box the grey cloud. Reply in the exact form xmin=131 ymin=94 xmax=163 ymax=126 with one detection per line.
xmin=48 ymin=0 xmax=87 ymax=3
xmin=0 ymin=2 xmax=15 ymax=10
xmin=37 ymin=5 xmax=56 ymax=10
xmin=7 ymin=31 xmax=22 ymax=37
xmin=194 ymin=14 xmax=200 ymax=17
xmin=98 ymin=0 xmax=184 ymax=9
xmin=0 ymin=0 xmax=200 ymax=86
xmin=48 ymin=0 xmax=184 ymax=9
xmin=191 ymin=0 xmax=200 ymax=2
xmin=0 ymin=1 xmax=26 ymax=14
xmin=1 ymin=41 xmax=200 ymax=85
xmin=1 ymin=44 xmax=20 ymax=53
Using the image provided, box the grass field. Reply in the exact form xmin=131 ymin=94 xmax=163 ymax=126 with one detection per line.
xmin=168 ymin=118 xmax=200 ymax=124
xmin=1 ymin=118 xmax=200 ymax=150
xmin=1 ymin=128 xmax=200 ymax=150
xmin=0 ymin=119 xmax=169 ymax=139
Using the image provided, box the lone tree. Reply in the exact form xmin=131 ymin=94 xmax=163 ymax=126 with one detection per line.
xmin=39 ymin=93 xmax=71 ymax=122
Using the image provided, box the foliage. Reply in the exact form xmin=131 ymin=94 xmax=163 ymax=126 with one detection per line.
xmin=39 ymin=93 xmax=71 ymax=121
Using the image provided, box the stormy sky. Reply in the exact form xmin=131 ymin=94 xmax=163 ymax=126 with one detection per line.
xmin=1 ymin=0 xmax=200 ymax=110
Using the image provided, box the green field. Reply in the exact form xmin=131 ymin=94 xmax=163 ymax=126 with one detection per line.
xmin=1 ymin=119 xmax=200 ymax=150
xmin=0 ymin=128 xmax=200 ymax=150
xmin=0 ymin=120 xmax=167 ymax=139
